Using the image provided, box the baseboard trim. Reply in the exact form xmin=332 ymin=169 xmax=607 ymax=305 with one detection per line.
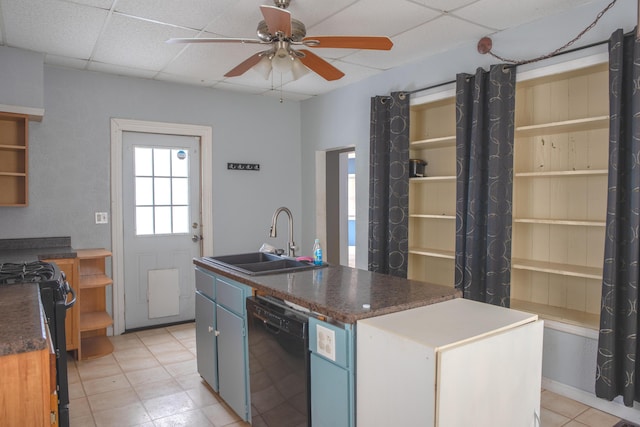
xmin=542 ymin=377 xmax=640 ymax=423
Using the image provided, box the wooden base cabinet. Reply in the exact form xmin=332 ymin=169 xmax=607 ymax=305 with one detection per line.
xmin=0 ymin=340 xmax=56 ymax=426
xmin=43 ymin=257 xmax=80 ymax=354
xmin=357 ymin=299 xmax=543 ymax=426
xmin=77 ymin=249 xmax=114 ymax=360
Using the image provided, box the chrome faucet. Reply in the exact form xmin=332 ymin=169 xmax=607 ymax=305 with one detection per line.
xmin=269 ymin=206 xmax=296 ymax=257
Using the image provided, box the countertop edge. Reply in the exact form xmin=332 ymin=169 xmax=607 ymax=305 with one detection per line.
xmin=193 ymin=258 xmax=461 ymax=324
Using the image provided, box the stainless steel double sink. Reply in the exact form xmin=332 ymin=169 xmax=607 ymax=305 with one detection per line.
xmin=202 ymin=252 xmax=324 ymax=276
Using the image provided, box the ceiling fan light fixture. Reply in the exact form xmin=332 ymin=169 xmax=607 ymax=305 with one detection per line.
xmin=254 ymin=55 xmax=273 ymax=79
xmin=291 ymin=58 xmax=309 ymax=80
xmin=272 ymin=47 xmax=294 ymax=73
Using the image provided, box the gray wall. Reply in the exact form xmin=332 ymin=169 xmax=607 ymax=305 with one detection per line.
xmin=299 ymin=0 xmax=636 ymax=270
xmin=0 ymin=65 xmax=302 ymax=254
xmin=296 ymin=0 xmax=638 ymax=417
xmin=0 ymin=46 xmax=44 ymax=110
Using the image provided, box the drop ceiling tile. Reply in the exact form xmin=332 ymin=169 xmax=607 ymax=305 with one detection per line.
xmin=62 ymin=0 xmax=115 ymax=9
xmin=45 ymin=54 xmax=89 ymax=70
xmin=1 ymin=0 xmax=109 ymax=58
xmin=203 ymin=0 xmax=267 ymax=38
xmin=346 ymin=15 xmax=489 ymax=70
xmin=307 ymin=0 xmax=441 ymax=37
xmin=285 ymin=0 xmax=358 ymax=28
xmin=281 ymin=60 xmax=381 ymax=95
xmin=87 ymin=61 xmax=159 ymax=79
xmin=114 ymin=0 xmax=236 ymax=31
xmin=407 ymin=0 xmax=479 ymax=13
xmin=162 ymin=40 xmax=267 ymax=81
xmin=91 ymin=13 xmax=197 ymax=71
xmin=454 ymin=0 xmax=592 ymax=31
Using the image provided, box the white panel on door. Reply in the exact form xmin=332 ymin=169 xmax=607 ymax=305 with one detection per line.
xmin=148 ymin=268 xmax=180 ymax=318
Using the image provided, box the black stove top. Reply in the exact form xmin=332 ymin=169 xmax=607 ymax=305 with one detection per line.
xmin=0 ymin=261 xmax=57 ymax=285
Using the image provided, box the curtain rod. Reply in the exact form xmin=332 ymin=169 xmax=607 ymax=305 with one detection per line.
xmin=408 ymin=38 xmax=609 ymax=96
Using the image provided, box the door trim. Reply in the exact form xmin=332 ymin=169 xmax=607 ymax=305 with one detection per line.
xmin=110 ymin=118 xmax=213 ymax=335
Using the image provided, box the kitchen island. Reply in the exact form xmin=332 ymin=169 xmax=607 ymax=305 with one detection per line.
xmin=194 ymin=257 xmax=461 ymax=426
xmin=193 ymin=258 xmax=543 ymax=427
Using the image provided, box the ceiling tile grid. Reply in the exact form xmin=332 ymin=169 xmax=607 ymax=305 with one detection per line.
xmin=0 ymin=0 xmax=614 ymax=100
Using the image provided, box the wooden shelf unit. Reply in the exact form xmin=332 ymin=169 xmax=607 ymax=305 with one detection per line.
xmin=408 ymin=96 xmax=456 ymax=287
xmin=77 ymin=249 xmax=113 ymax=360
xmin=511 ymin=62 xmax=608 ymax=329
xmin=0 ymin=112 xmax=28 ymax=206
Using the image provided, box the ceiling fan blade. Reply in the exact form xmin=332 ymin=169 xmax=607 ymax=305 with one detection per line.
xmin=298 ymin=49 xmax=344 ymax=81
xmin=260 ymin=5 xmax=291 ymax=37
xmin=303 ymin=36 xmax=393 ymax=50
xmin=167 ymin=37 xmax=263 ymax=44
xmin=224 ymin=52 xmax=265 ymax=78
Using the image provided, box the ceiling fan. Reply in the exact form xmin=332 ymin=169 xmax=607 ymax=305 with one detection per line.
xmin=166 ymin=0 xmax=393 ymax=81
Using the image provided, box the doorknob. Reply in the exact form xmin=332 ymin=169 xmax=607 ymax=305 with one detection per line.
xmin=192 ymin=234 xmax=201 ymax=242
xmin=208 ymin=326 xmax=213 ymax=333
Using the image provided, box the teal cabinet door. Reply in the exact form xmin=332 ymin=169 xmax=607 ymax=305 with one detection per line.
xmin=311 ymin=353 xmax=350 ymax=427
xmin=195 ymin=292 xmax=218 ymax=391
xmin=217 ymin=304 xmax=249 ymax=421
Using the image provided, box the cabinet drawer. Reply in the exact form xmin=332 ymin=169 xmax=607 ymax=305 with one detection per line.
xmin=195 ymin=267 xmax=215 ymax=299
xmin=216 ymin=277 xmax=246 ymax=314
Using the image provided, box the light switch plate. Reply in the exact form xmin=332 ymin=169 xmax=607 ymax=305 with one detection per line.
xmin=95 ymin=212 xmax=108 ymax=224
xmin=316 ymin=324 xmax=336 ymax=361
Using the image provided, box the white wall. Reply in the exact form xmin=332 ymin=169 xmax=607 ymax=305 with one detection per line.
xmin=0 ymin=65 xmax=302 ymax=254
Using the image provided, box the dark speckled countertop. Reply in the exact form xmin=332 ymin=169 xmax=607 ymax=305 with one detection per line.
xmin=0 ymin=237 xmax=75 ymax=356
xmin=194 ymin=258 xmax=460 ymax=324
xmin=0 ymin=284 xmax=47 ymax=356
xmin=0 ymin=236 xmax=77 ymax=263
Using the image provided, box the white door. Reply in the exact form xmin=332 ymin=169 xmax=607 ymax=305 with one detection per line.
xmin=122 ymin=132 xmax=201 ymax=330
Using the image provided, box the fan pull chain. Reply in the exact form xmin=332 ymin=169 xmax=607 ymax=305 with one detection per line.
xmin=280 ymin=73 xmax=284 ymax=103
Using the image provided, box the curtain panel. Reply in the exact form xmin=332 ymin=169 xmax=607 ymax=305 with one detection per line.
xmin=455 ymin=64 xmax=516 ymax=307
xmin=368 ymin=92 xmax=410 ymax=277
xmin=596 ymin=28 xmax=640 ymax=407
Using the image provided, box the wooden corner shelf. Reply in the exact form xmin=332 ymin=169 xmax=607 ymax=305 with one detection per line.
xmin=76 ymin=249 xmax=113 ymax=360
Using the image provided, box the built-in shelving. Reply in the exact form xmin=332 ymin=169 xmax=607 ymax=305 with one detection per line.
xmin=511 ymin=62 xmax=608 ymax=329
xmin=77 ymin=249 xmax=114 ymax=360
xmin=0 ymin=112 xmax=28 ymax=206
xmin=408 ymin=96 xmax=456 ymax=286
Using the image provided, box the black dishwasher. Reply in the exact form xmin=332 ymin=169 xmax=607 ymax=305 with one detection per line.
xmin=246 ymin=296 xmax=310 ymax=427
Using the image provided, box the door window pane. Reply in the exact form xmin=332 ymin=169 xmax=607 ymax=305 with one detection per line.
xmin=172 ymin=150 xmax=189 ymax=177
xmin=136 ymin=207 xmax=154 ymax=235
xmin=133 ymin=146 xmax=191 ymax=235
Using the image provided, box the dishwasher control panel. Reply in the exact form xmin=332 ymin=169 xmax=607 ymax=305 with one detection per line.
xmin=246 ymin=296 xmax=308 ymax=338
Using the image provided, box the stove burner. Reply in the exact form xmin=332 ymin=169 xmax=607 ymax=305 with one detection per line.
xmin=0 ymin=261 xmax=56 ymax=284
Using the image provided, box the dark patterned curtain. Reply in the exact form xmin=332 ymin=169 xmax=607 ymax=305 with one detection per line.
xmin=368 ymin=91 xmax=410 ymax=277
xmin=596 ymin=28 xmax=640 ymax=407
xmin=455 ymin=64 xmax=516 ymax=307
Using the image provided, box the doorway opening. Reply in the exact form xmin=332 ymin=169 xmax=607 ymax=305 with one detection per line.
xmin=325 ymin=148 xmax=356 ymax=268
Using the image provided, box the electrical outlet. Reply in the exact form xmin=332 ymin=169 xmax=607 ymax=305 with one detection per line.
xmin=316 ymin=324 xmax=336 ymax=361
xmin=95 ymin=212 xmax=109 ymax=224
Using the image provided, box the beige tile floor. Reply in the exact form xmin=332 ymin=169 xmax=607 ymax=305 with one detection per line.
xmin=68 ymin=322 xmax=249 ymax=427
xmin=68 ymin=322 xmax=627 ymax=427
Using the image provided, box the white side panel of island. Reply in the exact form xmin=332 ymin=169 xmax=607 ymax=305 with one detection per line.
xmin=356 ymin=298 xmax=543 ymax=427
